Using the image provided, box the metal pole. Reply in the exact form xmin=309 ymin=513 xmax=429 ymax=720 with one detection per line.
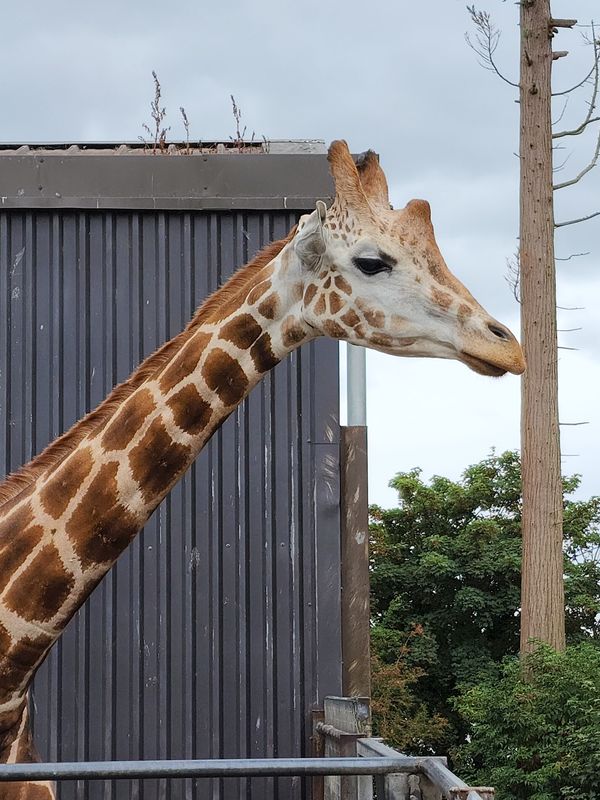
xmin=346 ymin=344 xmax=366 ymax=426
xmin=0 ymin=757 xmax=415 ymax=782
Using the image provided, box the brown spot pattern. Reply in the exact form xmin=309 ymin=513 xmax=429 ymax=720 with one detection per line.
xmin=328 ymin=292 xmax=344 ymax=314
xmin=66 ymin=462 xmax=139 ymax=568
xmin=40 ymin=447 xmax=94 ymax=518
xmin=0 ymin=524 xmax=44 ymax=593
xmin=424 ymin=249 xmax=456 ymax=289
xmin=219 ymin=314 xmax=263 ymax=350
xmin=281 ymin=318 xmax=306 ymax=348
xmin=291 ymin=282 xmax=304 ymax=302
xmin=167 ymin=384 xmax=212 ymax=435
xmin=102 ymin=389 xmax=157 ymax=452
xmin=0 ymin=633 xmax=53 ymax=705
xmin=458 ymin=303 xmax=473 ymax=322
xmin=159 ymin=333 xmax=211 ymax=393
xmin=314 ymin=295 xmax=326 ymax=316
xmin=4 ymin=543 xmax=74 ymax=623
xmin=341 ymin=309 xmax=360 ymax=328
xmin=0 ymin=623 xmax=10 ymax=656
xmin=0 ymin=783 xmax=53 ymax=800
xmin=129 ymin=420 xmax=192 ymax=505
xmin=371 ymin=333 xmax=394 ymax=348
xmin=247 ymin=280 xmax=271 ymax=305
xmin=304 ymin=284 xmax=318 ymax=305
xmin=323 ymin=320 xmax=346 ymax=339
xmin=431 ymin=288 xmax=453 ymax=311
xmin=257 ymin=293 xmax=279 ymax=320
xmin=0 ymin=504 xmax=34 ymax=543
xmin=334 ymin=275 xmax=352 ymax=295
xmin=250 ymin=333 xmax=280 ymax=373
xmin=202 ymin=348 xmax=249 ymax=406
xmin=357 ymin=301 xmax=385 ymax=329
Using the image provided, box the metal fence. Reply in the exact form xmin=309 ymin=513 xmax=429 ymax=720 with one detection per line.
xmin=0 ymin=145 xmax=340 ymax=800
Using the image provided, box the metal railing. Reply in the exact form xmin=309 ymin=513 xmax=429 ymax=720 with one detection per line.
xmin=0 ymin=697 xmax=494 ymax=800
xmin=0 ymin=754 xmax=493 ymax=800
xmin=356 ymin=738 xmax=494 ymax=800
xmin=313 ymin=697 xmax=494 ymax=800
xmin=0 ymin=757 xmax=411 ymax=782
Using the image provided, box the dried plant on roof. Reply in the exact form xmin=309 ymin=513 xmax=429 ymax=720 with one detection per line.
xmin=140 ymin=71 xmax=171 ymax=154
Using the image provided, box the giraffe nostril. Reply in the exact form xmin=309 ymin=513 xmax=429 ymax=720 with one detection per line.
xmin=488 ymin=322 xmax=512 ymax=342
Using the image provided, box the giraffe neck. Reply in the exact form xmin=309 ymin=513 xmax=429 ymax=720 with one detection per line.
xmin=0 ymin=233 xmax=313 ymax=769
xmin=0 ymin=702 xmax=54 ymax=799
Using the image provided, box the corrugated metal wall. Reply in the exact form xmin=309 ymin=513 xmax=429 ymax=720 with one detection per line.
xmin=0 ymin=209 xmax=341 ymax=800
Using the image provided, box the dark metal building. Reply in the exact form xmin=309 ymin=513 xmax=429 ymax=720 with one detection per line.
xmin=0 ymin=142 xmax=341 ymax=800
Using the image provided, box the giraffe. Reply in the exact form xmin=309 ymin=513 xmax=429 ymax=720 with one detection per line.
xmin=0 ymin=140 xmax=525 ymax=798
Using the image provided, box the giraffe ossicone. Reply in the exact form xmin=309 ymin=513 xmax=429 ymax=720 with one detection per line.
xmin=0 ymin=140 xmax=524 ymax=799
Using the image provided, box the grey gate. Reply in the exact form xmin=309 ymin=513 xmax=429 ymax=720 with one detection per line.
xmin=0 ymin=142 xmax=341 ymax=800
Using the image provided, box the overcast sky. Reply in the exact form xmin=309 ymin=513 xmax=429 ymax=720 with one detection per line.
xmin=1 ymin=0 xmax=598 ymax=507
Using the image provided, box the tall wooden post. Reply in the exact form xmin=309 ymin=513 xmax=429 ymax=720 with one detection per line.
xmin=519 ymin=0 xmax=566 ymax=652
xmin=340 ymin=426 xmax=371 ymax=696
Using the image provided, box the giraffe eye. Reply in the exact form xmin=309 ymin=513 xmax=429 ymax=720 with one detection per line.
xmin=352 ymin=257 xmax=392 ymax=276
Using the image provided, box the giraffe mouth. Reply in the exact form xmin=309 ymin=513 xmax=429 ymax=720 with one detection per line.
xmin=460 ymin=352 xmax=507 ymax=377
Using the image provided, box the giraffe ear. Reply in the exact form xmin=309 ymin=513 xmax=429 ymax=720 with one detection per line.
xmin=294 ymin=202 xmax=328 ymax=271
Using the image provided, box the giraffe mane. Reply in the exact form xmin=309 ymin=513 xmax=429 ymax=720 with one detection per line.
xmin=0 ymin=229 xmax=296 ymax=509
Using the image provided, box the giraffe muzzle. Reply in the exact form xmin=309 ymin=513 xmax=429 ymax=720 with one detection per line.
xmin=460 ymin=317 xmax=526 ymax=377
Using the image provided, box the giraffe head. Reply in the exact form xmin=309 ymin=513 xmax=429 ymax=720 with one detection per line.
xmin=294 ymin=140 xmax=525 ymax=376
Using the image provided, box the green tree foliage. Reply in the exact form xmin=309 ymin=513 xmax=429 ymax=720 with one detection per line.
xmin=370 ymin=451 xmax=600 ymax=751
xmin=371 ymin=629 xmax=450 ymax=755
xmin=453 ymin=643 xmax=600 ymax=800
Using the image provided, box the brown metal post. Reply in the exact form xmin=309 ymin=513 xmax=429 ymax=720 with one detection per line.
xmin=340 ymin=426 xmax=371 ymax=698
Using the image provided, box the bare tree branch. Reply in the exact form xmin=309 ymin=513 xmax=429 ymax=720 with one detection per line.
xmin=554 ymin=127 xmax=600 ymax=188
xmin=554 ymin=115 xmax=600 ymax=137
xmin=552 ymin=96 xmax=570 ymax=125
xmin=555 ymin=251 xmax=590 ymax=260
xmin=554 ymin=24 xmax=599 ymax=131
xmin=555 ymin=210 xmax=600 ymax=227
xmin=557 ymin=327 xmax=583 ymax=331
xmin=559 ymin=421 xmax=590 ymax=425
xmin=465 ymin=5 xmax=519 ymax=88
xmin=552 ymin=150 xmax=572 ymax=172
xmin=505 ymin=251 xmax=521 ymax=303
xmin=552 ymin=60 xmax=596 ymax=96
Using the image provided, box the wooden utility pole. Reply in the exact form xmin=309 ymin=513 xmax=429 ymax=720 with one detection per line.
xmin=519 ymin=0 xmax=566 ymax=652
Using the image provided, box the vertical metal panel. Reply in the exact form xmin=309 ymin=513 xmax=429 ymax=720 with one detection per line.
xmin=0 ymin=209 xmax=341 ymax=800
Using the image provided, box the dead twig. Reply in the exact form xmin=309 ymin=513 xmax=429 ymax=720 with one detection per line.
xmin=465 ymin=5 xmax=519 ymax=88
xmin=555 ymin=251 xmax=590 ymax=260
xmin=505 ymin=251 xmax=521 ymax=303
xmin=553 ymin=22 xmax=600 ymax=109
xmin=555 ymin=210 xmax=600 ymax=227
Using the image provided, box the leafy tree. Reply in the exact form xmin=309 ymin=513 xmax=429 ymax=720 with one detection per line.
xmin=371 ymin=628 xmax=450 ymax=755
xmin=370 ymin=451 xmax=600 ymax=751
xmin=453 ymin=643 xmax=600 ymax=800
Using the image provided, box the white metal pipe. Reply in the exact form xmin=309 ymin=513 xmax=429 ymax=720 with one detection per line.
xmin=346 ymin=344 xmax=367 ymax=426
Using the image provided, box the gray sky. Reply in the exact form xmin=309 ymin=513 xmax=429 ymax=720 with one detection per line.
xmin=1 ymin=0 xmax=598 ymax=506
